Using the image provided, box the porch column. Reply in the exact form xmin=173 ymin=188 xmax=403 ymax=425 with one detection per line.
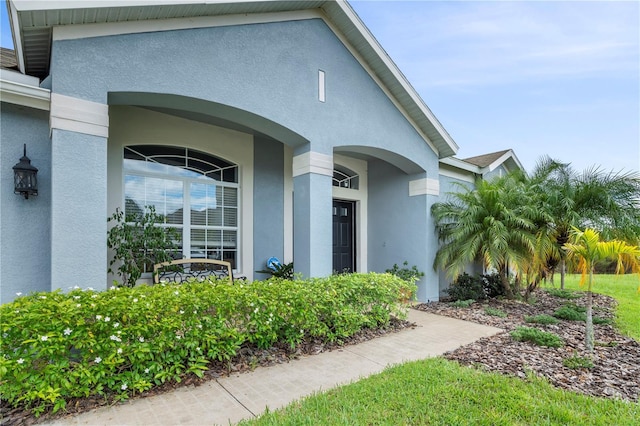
xmin=292 ymin=151 xmax=333 ymax=277
xmin=50 ymin=93 xmax=109 ymax=291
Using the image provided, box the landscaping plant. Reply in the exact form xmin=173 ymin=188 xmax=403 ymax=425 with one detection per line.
xmin=0 ymin=273 xmax=414 ymax=416
xmin=510 ymin=326 xmax=564 ymax=348
xmin=107 ymin=206 xmax=179 ymax=287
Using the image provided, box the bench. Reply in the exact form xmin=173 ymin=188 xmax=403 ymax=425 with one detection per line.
xmin=153 ymin=258 xmax=235 ymax=284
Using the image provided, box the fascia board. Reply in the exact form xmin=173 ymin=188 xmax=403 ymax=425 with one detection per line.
xmin=7 ymin=1 xmax=25 ymax=73
xmin=439 ymin=157 xmax=480 ymax=174
xmin=0 ymin=76 xmax=51 ymax=110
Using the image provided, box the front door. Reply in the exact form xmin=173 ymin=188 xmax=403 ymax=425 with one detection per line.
xmin=333 ymin=200 xmax=355 ymax=273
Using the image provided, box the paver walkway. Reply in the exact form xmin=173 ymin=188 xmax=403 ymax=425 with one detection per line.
xmin=46 ymin=310 xmax=502 ymax=426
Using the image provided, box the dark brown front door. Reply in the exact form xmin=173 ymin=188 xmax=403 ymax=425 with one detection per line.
xmin=332 ymin=200 xmax=355 ymax=273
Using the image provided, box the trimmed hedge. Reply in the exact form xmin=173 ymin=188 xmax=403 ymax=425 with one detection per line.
xmin=0 ymin=273 xmax=414 ymax=416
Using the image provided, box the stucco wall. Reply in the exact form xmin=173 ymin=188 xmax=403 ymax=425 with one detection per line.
xmin=50 ymin=18 xmax=433 ymax=169
xmin=0 ymin=103 xmax=51 ymax=303
xmin=253 ymin=136 xmax=285 ymax=278
xmin=368 ymin=160 xmax=439 ymax=301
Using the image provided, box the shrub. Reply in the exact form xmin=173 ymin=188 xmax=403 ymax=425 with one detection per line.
xmin=563 ymin=353 xmax=594 ymax=369
xmin=524 ymin=314 xmax=560 ymax=325
xmin=450 ymin=299 xmax=475 ymax=308
xmin=385 ymin=261 xmax=424 ymax=283
xmin=445 ymin=273 xmax=485 ymax=301
xmin=510 ymin=326 xmax=564 ymax=348
xmin=484 ymin=307 xmax=507 ymax=318
xmin=546 ymin=289 xmax=582 ymax=300
xmin=479 ymin=273 xmax=505 ymax=298
xmin=553 ymin=305 xmax=586 ymax=321
xmin=107 ymin=206 xmax=179 ymax=287
xmin=0 ymin=273 xmax=414 ymax=416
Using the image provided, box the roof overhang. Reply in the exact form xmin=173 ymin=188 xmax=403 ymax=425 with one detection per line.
xmin=7 ymin=0 xmax=458 ymax=158
xmin=440 ymin=149 xmax=524 ymax=177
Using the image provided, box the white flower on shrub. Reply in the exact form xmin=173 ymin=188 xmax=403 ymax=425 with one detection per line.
xmin=121 ymin=383 xmax=127 ymax=391
xmin=133 ymin=298 xmax=138 ymax=303
xmin=176 ymin=334 xmax=182 ymax=340
xmin=104 ymin=317 xmax=111 ymax=322
xmin=179 ymin=310 xmax=184 ymax=314
xmin=63 ymin=328 xmax=72 ymax=336
xmin=39 ymin=296 xmax=47 ymax=299
xmin=94 ymin=357 xmax=102 ymax=364
xmin=73 ymin=296 xmax=81 ymax=300
xmin=77 ymin=304 xmax=81 ymax=308
xmin=113 ymin=322 xmax=120 ymax=328
xmin=174 ymin=291 xmax=179 ymax=295
xmin=96 ymin=315 xmax=102 ymax=320
xmin=144 ymin=368 xmax=150 ymax=374
xmin=40 ymin=335 xmax=48 ymax=341
xmin=17 ymin=358 xmax=24 ymax=364
xmin=139 ymin=337 xmax=145 ymax=342
xmin=117 ymin=348 xmax=123 ymax=354
xmin=110 ymin=335 xmax=122 ymax=342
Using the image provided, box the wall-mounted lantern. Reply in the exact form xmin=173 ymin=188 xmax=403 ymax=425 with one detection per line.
xmin=13 ymin=144 xmax=38 ymax=199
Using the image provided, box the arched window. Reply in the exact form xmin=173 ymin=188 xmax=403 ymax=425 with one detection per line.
xmin=333 ymin=165 xmax=359 ymax=189
xmin=124 ymin=145 xmax=239 ymax=269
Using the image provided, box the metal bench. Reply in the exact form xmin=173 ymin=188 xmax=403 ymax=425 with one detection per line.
xmin=153 ymin=258 xmax=234 ymax=284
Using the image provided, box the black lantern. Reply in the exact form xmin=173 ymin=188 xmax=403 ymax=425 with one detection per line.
xmin=13 ymin=144 xmax=38 ymax=199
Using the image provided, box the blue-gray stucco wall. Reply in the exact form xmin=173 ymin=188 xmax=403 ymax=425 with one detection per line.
xmin=0 ymin=103 xmax=51 ymax=303
xmin=368 ymin=160 xmax=439 ymax=301
xmin=49 ymin=19 xmax=432 ymax=170
xmin=253 ymin=136 xmax=284 ymax=279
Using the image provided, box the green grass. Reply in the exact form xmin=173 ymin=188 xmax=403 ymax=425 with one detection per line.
xmin=544 ymin=274 xmax=639 ymax=340
xmin=241 ymin=358 xmax=638 ymax=426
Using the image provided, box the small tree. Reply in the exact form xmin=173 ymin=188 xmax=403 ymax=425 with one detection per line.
xmin=563 ymin=227 xmax=640 ymax=352
xmin=107 ymin=206 xmax=179 ymax=287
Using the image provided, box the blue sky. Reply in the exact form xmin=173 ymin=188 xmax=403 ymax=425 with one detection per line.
xmin=2 ymin=1 xmax=638 ymax=174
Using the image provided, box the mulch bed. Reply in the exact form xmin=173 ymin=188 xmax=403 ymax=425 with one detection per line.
xmin=415 ymin=289 xmax=640 ymax=402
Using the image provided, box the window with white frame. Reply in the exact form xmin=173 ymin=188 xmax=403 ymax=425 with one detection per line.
xmin=333 ymin=165 xmax=359 ymax=189
xmin=123 ymin=145 xmax=239 ymax=269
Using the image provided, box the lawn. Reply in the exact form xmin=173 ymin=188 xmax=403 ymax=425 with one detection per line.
xmin=545 ymin=273 xmax=639 ymax=340
xmin=241 ymin=358 xmax=639 ymax=426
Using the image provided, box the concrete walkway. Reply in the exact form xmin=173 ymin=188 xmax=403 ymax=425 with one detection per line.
xmin=47 ymin=310 xmax=502 ymax=426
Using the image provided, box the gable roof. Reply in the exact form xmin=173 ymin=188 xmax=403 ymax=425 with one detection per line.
xmin=7 ymin=0 xmax=458 ymax=158
xmin=463 ymin=150 xmax=511 ymax=168
xmin=0 ymin=48 xmax=18 ymax=70
xmin=440 ymin=149 xmax=524 ymax=176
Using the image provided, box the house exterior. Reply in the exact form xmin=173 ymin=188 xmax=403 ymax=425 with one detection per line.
xmin=0 ymin=0 xmax=520 ymax=304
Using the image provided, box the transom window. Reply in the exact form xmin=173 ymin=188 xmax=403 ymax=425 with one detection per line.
xmin=124 ymin=145 xmax=239 ymax=269
xmin=333 ymin=165 xmax=359 ymax=189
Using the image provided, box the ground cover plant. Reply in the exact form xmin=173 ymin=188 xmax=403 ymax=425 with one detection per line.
xmin=241 ymin=358 xmax=639 ymax=426
xmin=0 ymin=273 xmax=414 ymax=417
xmin=417 ymin=283 xmax=639 ymax=402
xmin=544 ymin=274 xmax=640 ymax=341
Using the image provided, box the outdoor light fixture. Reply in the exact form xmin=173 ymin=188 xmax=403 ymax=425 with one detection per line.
xmin=13 ymin=144 xmax=38 ymax=199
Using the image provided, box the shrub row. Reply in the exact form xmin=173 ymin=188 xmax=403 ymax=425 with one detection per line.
xmin=0 ymin=273 xmax=414 ymax=415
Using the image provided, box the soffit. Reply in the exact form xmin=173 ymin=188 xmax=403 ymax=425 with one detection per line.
xmin=10 ymin=0 xmax=457 ymax=158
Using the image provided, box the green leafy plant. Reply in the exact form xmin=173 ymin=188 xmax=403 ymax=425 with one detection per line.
xmin=553 ymin=305 xmax=586 ymax=321
xmin=546 ymin=288 xmax=582 ymax=300
xmin=524 ymin=314 xmax=559 ymax=325
xmin=445 ymin=273 xmax=485 ymax=301
xmin=107 ymin=206 xmax=179 ymax=287
xmin=450 ymin=299 xmax=475 ymax=308
xmin=510 ymin=326 xmax=564 ymax=348
xmin=256 ymin=262 xmax=294 ymax=279
xmin=385 ymin=261 xmax=424 ymax=283
xmin=484 ymin=307 xmax=507 ymax=318
xmin=563 ymin=353 xmax=594 ymax=369
xmin=0 ymin=273 xmax=413 ymax=417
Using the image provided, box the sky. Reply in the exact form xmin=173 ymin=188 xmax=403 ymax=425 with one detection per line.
xmin=1 ymin=0 xmax=639 ymax=174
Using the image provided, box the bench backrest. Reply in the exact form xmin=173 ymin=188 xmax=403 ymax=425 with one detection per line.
xmin=153 ymin=258 xmax=233 ymax=284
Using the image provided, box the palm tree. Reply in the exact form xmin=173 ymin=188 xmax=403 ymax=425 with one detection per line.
xmin=530 ymin=157 xmax=640 ymax=289
xmin=432 ymin=174 xmax=543 ymax=299
xmin=563 ymin=227 xmax=640 ymax=352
